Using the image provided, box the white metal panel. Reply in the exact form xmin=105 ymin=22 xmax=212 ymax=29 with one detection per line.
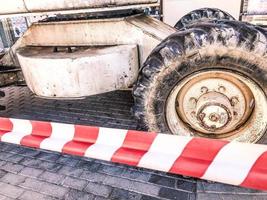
xmin=17 ymin=45 xmax=139 ymax=98
xmin=0 ymin=0 xmax=158 ymax=15
xmin=163 ymin=0 xmax=242 ymax=26
xmin=0 ymin=0 xmax=27 ymax=14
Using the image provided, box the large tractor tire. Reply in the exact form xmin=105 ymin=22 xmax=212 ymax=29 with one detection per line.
xmin=175 ymin=8 xmax=235 ymax=30
xmin=133 ymin=20 xmax=267 ymax=144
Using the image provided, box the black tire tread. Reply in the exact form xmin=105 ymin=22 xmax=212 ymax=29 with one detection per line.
xmin=175 ymin=8 xmax=235 ymax=30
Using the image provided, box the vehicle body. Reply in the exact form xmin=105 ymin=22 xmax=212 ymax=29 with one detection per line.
xmin=1 ymin=0 xmax=267 ymax=144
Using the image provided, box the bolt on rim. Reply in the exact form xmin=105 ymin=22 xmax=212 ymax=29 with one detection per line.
xmin=166 ymin=70 xmax=267 ymax=143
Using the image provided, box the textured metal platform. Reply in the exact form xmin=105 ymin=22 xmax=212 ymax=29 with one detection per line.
xmin=0 ymin=86 xmax=266 ymax=200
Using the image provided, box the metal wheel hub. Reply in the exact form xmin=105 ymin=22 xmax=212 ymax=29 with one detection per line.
xmin=166 ymin=70 xmax=267 ymax=143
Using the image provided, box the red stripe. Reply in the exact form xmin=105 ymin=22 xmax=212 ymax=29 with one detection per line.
xmin=241 ymin=151 xmax=267 ymax=190
xmin=169 ymin=138 xmax=228 ymax=177
xmin=111 ymin=130 xmax=157 ymax=165
xmin=20 ymin=121 xmax=52 ymax=148
xmin=0 ymin=118 xmax=13 ymax=140
xmin=62 ymin=125 xmax=99 ymax=156
xmin=0 ymin=118 xmax=13 ymax=131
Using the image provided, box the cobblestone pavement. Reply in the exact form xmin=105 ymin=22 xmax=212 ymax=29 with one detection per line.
xmin=0 ymin=86 xmax=266 ymax=200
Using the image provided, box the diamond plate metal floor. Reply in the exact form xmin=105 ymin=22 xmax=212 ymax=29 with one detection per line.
xmin=0 ymin=86 xmax=266 ymax=200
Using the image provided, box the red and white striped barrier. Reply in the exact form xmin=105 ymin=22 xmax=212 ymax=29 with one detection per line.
xmin=0 ymin=117 xmax=266 ymax=191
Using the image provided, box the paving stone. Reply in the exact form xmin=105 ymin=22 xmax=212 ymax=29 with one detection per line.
xmin=39 ymin=171 xmax=65 ymax=184
xmin=76 ymin=160 xmax=101 ymax=172
xmin=57 ymin=165 xmax=83 ymax=177
xmin=19 ymin=167 xmax=43 ymax=178
xmin=197 ymin=181 xmax=265 ymax=194
xmin=56 ymin=155 xmax=80 ymax=167
xmin=84 ymin=182 xmax=112 ymax=198
xmin=109 ymin=188 xmax=142 ymax=200
xmin=0 ymin=162 xmax=24 ymax=174
xmin=103 ymin=176 xmax=160 ymax=196
xmin=5 ymin=154 xmax=24 ymax=163
xmin=62 ymin=176 xmax=88 ymax=190
xmin=19 ymin=178 xmax=68 ymax=198
xmin=20 ymin=158 xmax=62 ymax=172
xmin=36 ymin=151 xmax=61 ymax=162
xmin=80 ymin=171 xmax=106 ymax=183
xmin=97 ymin=164 xmax=124 ymax=176
xmin=0 ymin=182 xmax=25 ymax=198
xmin=19 ymin=191 xmax=55 ymax=200
xmin=0 ymin=170 xmax=7 ymax=179
xmin=176 ymin=179 xmax=197 ymax=193
xmin=64 ymin=189 xmax=95 ymax=200
xmin=0 ymin=194 xmax=13 ymax=200
xmin=1 ymin=173 xmax=26 ymax=185
xmin=158 ymin=187 xmax=192 ymax=200
xmin=196 ymin=193 xmax=267 ymax=200
xmin=140 ymin=196 xmax=162 ymax=200
xmin=121 ymin=169 xmax=151 ymax=181
xmin=148 ymin=174 xmax=176 ymax=188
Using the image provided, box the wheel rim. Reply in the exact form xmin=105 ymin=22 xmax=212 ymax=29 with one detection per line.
xmin=166 ymin=70 xmax=267 ymax=143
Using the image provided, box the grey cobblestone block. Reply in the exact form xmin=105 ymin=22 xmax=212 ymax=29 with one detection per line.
xmin=20 ymin=158 xmax=62 ymax=172
xmin=0 ymin=152 xmax=13 ymax=161
xmin=84 ymin=182 xmax=112 ymax=198
xmin=80 ymin=171 xmax=106 ymax=183
xmin=148 ymin=174 xmax=176 ymax=188
xmin=94 ymin=196 xmax=109 ymax=200
xmin=109 ymin=188 xmax=142 ymax=200
xmin=62 ymin=176 xmax=88 ymax=191
xmin=0 ymin=194 xmax=13 ymax=200
xmin=19 ymin=178 xmax=68 ymax=198
xmin=64 ymin=189 xmax=95 ymax=200
xmin=39 ymin=171 xmax=65 ymax=184
xmin=121 ymin=168 xmax=151 ymax=182
xmin=0 ymin=162 xmax=24 ymax=174
xmin=103 ymin=176 xmax=161 ymax=196
xmin=19 ymin=191 xmax=55 ymax=200
xmin=0 ymin=182 xmax=25 ymax=198
xmin=0 ymin=170 xmax=7 ymax=179
xmin=76 ymin=160 xmax=101 ymax=172
xmin=36 ymin=151 xmax=61 ymax=162
xmin=196 ymin=193 xmax=267 ymax=200
xmin=176 ymin=179 xmax=197 ymax=193
xmin=5 ymin=154 xmax=24 ymax=163
xmin=197 ymin=181 xmax=264 ymax=194
xmin=19 ymin=167 xmax=43 ymax=178
xmin=97 ymin=164 xmax=125 ymax=177
xmin=57 ymin=166 xmax=83 ymax=177
xmin=158 ymin=187 xmax=193 ymax=200
xmin=56 ymin=155 xmax=80 ymax=167
xmin=140 ymin=196 xmax=162 ymax=200
xmin=1 ymin=173 xmax=26 ymax=185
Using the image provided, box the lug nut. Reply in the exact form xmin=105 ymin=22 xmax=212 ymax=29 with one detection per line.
xmin=189 ymin=97 xmax=197 ymax=108
xmin=190 ymin=111 xmax=196 ymax=118
xmin=198 ymin=113 xmax=206 ymax=121
xmin=218 ymin=86 xmax=226 ymax=93
xmin=231 ymin=97 xmax=239 ymax=106
xmin=201 ymin=87 xmax=208 ymax=93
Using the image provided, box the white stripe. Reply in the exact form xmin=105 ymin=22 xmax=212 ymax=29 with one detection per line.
xmin=1 ymin=119 xmax=32 ymax=144
xmin=85 ymin=127 xmax=127 ymax=161
xmin=40 ymin=123 xmax=75 ymax=152
xmin=202 ymin=142 xmax=267 ymax=185
xmin=138 ymin=135 xmax=192 ymax=172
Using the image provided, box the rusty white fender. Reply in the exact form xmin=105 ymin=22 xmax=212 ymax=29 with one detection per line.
xmin=6 ymin=14 xmax=176 ymax=98
xmin=17 ymin=45 xmax=139 ymax=97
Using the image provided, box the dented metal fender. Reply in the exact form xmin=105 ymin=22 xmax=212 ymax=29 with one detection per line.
xmin=9 ymin=14 xmax=176 ymax=98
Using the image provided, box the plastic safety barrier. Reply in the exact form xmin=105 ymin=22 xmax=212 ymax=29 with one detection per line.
xmin=0 ymin=117 xmax=266 ymax=191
